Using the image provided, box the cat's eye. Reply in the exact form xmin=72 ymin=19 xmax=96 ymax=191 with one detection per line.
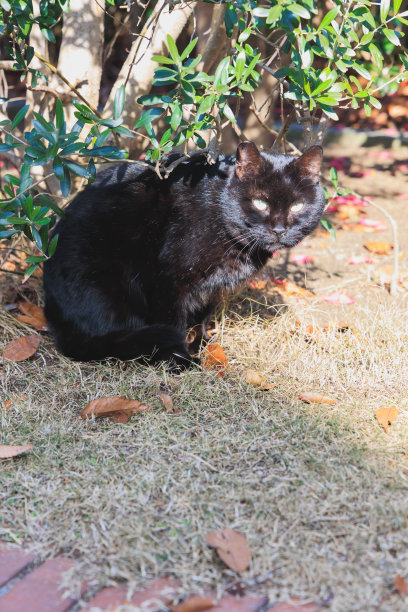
xmin=290 ymin=202 xmax=304 ymax=213
xmin=253 ymin=199 xmax=269 ymax=212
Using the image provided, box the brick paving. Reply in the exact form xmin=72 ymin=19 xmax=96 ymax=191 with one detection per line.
xmin=0 ymin=543 xmax=319 ymax=612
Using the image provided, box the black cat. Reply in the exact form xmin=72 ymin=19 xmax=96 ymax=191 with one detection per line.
xmin=43 ymin=141 xmax=324 ymax=366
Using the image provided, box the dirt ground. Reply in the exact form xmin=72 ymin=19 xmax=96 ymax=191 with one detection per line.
xmin=1 ymin=141 xmax=408 ymax=612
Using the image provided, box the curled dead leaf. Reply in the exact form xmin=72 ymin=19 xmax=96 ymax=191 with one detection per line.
xmin=205 ymin=528 xmax=251 ymax=573
xmin=159 ymin=392 xmax=175 ymax=413
xmin=271 ymin=279 xmax=315 ymax=298
xmin=364 ymin=241 xmax=393 ymax=255
xmin=0 ymin=444 xmax=33 ymax=459
xmin=3 ymin=335 xmax=41 ymax=361
xmin=375 ymin=407 xmax=399 ymax=433
xmin=394 ymin=574 xmax=408 ymax=595
xmin=299 ymin=392 xmax=336 ymax=405
xmin=170 ymin=595 xmax=215 ymax=612
xmin=81 ymin=396 xmax=152 ymax=423
xmin=245 ymin=370 xmax=265 ymax=387
xmin=201 ymin=344 xmax=230 ymax=378
xmin=17 ymin=302 xmax=48 ymax=332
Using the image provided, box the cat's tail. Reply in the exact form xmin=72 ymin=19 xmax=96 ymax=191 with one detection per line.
xmin=51 ymin=324 xmax=195 ymax=367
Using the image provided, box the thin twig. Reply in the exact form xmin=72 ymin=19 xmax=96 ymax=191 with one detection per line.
xmin=272 ymin=108 xmax=298 ymax=153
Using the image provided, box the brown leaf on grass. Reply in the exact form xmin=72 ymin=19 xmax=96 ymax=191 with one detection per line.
xmin=271 ymin=279 xmax=315 ymax=298
xmin=170 ymin=595 xmax=215 ymax=612
xmin=159 ymin=392 xmax=175 ymax=413
xmin=0 ymin=444 xmax=33 ymax=459
xmin=201 ymin=344 xmax=230 ymax=378
xmin=3 ymin=335 xmax=41 ymax=361
xmin=17 ymin=302 xmax=48 ymax=332
xmin=81 ymin=396 xmax=152 ymax=423
xmin=364 ymin=241 xmax=393 ymax=255
xmin=205 ymin=528 xmax=251 ymax=572
xmin=299 ymin=392 xmax=336 ymax=405
xmin=375 ymin=407 xmax=399 ymax=433
xmin=245 ymin=370 xmax=265 ymax=387
xmin=394 ymin=574 xmax=408 ymax=595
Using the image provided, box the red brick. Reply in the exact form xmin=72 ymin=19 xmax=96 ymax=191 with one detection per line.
xmin=0 ymin=558 xmax=86 ymax=612
xmin=84 ymin=577 xmax=179 ymax=611
xmin=0 ymin=544 xmax=35 ymax=588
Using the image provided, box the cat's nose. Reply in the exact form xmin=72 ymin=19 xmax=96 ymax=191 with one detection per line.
xmin=273 ymin=225 xmax=286 ymax=236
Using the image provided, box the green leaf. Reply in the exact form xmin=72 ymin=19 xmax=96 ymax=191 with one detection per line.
xmin=330 ymin=166 xmax=338 ymax=188
xmin=318 ymin=7 xmax=339 ymax=31
xmin=213 ymin=57 xmax=230 ymax=90
xmin=113 ymin=85 xmax=125 ymax=119
xmin=253 ymin=8 xmax=269 ymax=18
xmin=267 ymin=5 xmax=283 ymax=24
xmin=180 ymin=37 xmax=198 ymax=61
xmin=360 ymin=32 xmax=374 ymax=45
xmin=353 ymin=63 xmax=372 ymax=80
xmin=287 ymin=4 xmax=310 ymax=19
xmin=383 ymin=28 xmax=401 ymax=45
xmin=151 ymin=55 xmax=176 ymax=65
xmin=394 ymin=0 xmax=403 ymax=11
xmin=134 ymin=107 xmax=163 ymax=128
xmin=41 ymin=28 xmax=56 ymax=43
xmin=238 ymin=28 xmax=252 ymax=43
xmin=137 ymin=94 xmax=165 ymax=106
xmin=55 ymin=99 xmax=64 ymax=131
xmin=197 ymin=95 xmax=214 ymax=116
xmin=48 ymin=233 xmax=59 ymax=257
xmin=167 ymin=35 xmax=180 ymax=63
xmin=63 ymin=159 xmax=89 ymax=177
xmin=224 ymin=4 xmax=238 ymax=37
xmin=0 ymin=0 xmax=11 ymax=10
xmin=369 ymin=96 xmax=382 ymax=109
xmin=11 ymin=104 xmax=29 ymax=130
xmin=235 ymin=50 xmax=246 ymax=80
xmin=380 ymin=0 xmax=390 ymax=22
xmin=320 ymin=218 xmax=336 ymax=239
xmin=311 ymin=78 xmax=334 ymax=96
xmin=170 ymin=105 xmax=182 ymax=130
xmin=60 ymin=167 xmax=71 ymax=197
xmin=53 ymin=157 xmax=64 ymax=180
xmin=222 ymin=103 xmax=236 ymax=123
xmin=369 ymin=43 xmax=383 ymax=68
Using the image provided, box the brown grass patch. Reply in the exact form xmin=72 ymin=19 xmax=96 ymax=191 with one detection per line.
xmin=1 ymin=287 xmax=408 ymax=611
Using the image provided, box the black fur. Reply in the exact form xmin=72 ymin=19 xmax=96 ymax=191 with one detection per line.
xmin=43 ymin=142 xmax=325 ymax=364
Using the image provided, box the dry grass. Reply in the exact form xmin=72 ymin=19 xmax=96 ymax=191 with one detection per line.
xmin=1 ymin=281 xmax=408 ymax=612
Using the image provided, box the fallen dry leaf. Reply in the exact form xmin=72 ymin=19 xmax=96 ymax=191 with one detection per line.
xmin=299 ymin=392 xmax=336 ymax=405
xmin=81 ymin=396 xmax=152 ymax=423
xmin=375 ymin=407 xmax=399 ymax=433
xmin=364 ymin=241 xmax=393 ymax=255
xmin=245 ymin=370 xmax=265 ymax=387
xmin=17 ymin=302 xmax=48 ymax=332
xmin=271 ymin=279 xmax=315 ymax=298
xmin=170 ymin=595 xmax=215 ymax=612
xmin=205 ymin=528 xmax=251 ymax=572
xmin=159 ymin=391 xmax=175 ymax=413
xmin=201 ymin=344 xmax=230 ymax=377
xmin=0 ymin=444 xmax=33 ymax=459
xmin=3 ymin=335 xmax=41 ymax=361
xmin=394 ymin=574 xmax=408 ymax=595
xmin=268 ymin=602 xmax=320 ymax=612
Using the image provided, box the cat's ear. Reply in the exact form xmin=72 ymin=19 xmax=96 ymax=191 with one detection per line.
xmin=293 ymin=145 xmax=323 ymax=182
xmin=235 ymin=141 xmax=265 ymax=181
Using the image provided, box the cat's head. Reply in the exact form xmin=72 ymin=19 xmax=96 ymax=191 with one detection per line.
xmin=223 ymin=141 xmax=325 ymax=255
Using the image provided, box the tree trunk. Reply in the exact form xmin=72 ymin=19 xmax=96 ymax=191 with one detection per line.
xmin=103 ymin=0 xmax=196 ymax=157
xmin=54 ymin=0 xmax=104 ymax=129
